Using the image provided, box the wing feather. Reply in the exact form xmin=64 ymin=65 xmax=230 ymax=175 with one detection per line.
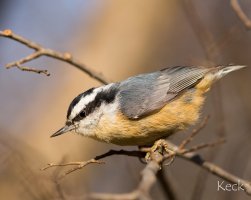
xmin=119 ymin=66 xmax=210 ymax=119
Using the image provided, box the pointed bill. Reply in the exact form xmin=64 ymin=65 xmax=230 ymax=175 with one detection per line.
xmin=50 ymin=125 xmax=75 ymax=137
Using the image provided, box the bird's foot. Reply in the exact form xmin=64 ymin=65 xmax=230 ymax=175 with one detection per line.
xmin=145 ymin=139 xmax=172 ymax=162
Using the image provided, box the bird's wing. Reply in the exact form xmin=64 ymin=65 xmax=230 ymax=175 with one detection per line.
xmin=118 ymin=66 xmax=210 ymax=119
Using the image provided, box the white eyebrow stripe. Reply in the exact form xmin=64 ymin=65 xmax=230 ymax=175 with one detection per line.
xmin=69 ymin=83 xmax=114 ymax=120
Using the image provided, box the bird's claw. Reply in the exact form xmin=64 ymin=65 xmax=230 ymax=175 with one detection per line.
xmin=145 ymin=139 xmax=171 ymax=162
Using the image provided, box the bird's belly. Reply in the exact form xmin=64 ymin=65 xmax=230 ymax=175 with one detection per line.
xmin=93 ymin=90 xmax=205 ymax=146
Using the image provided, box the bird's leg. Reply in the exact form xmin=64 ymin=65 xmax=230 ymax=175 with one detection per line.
xmin=144 ymin=139 xmax=174 ymax=162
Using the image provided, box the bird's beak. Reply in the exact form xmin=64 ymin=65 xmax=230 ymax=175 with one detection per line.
xmin=50 ymin=125 xmax=75 ymax=138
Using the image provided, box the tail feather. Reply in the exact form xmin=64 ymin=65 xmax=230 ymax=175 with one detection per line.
xmin=216 ymin=65 xmax=246 ymax=79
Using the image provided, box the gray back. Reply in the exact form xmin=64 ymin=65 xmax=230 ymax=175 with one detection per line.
xmin=118 ymin=66 xmax=210 ymax=119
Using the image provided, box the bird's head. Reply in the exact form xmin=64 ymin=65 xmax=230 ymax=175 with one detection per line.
xmin=51 ymin=84 xmax=118 ymax=138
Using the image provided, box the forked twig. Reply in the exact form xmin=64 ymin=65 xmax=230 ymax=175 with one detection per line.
xmin=89 ymin=137 xmax=251 ymax=199
xmin=0 ymin=29 xmax=109 ymax=83
xmin=41 ymin=150 xmax=145 ymax=179
xmin=41 ymin=127 xmax=251 ymax=199
xmin=41 ymin=159 xmax=105 ymax=179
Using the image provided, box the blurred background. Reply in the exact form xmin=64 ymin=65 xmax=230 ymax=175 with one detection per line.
xmin=0 ymin=0 xmax=251 ymax=199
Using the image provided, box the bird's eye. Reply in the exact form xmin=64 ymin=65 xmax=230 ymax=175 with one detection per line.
xmin=79 ymin=111 xmax=86 ymax=117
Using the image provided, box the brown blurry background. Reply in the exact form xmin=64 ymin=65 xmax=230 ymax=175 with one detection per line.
xmin=0 ymin=0 xmax=251 ymax=200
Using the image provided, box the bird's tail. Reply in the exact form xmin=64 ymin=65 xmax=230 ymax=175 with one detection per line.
xmin=214 ymin=65 xmax=247 ymax=79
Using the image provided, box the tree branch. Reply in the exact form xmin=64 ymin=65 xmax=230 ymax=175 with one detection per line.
xmin=173 ymin=143 xmax=251 ymax=195
xmin=41 ymin=150 xmax=145 ymax=179
xmin=89 ymin=150 xmax=164 ymax=200
xmin=231 ymin=0 xmax=251 ymax=30
xmin=156 ymin=170 xmax=178 ymax=200
xmin=41 ymin=159 xmax=105 ymax=179
xmin=42 ymin=135 xmax=251 ymax=199
xmin=0 ymin=29 xmax=109 ymax=83
xmin=89 ymin=138 xmax=251 ymax=199
xmin=1 ymin=5 xmax=249 ymax=198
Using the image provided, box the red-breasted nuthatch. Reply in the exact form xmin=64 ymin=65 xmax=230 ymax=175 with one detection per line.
xmin=51 ymin=65 xmax=246 ymax=146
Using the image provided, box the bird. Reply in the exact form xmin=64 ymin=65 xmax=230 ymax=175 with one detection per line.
xmin=51 ymin=65 xmax=246 ymax=146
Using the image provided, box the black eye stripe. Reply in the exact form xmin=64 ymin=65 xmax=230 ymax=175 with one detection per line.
xmin=67 ymin=87 xmax=95 ymax=119
xmin=72 ymin=86 xmax=118 ymax=122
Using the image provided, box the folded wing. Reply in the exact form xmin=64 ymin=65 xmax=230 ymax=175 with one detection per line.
xmin=118 ymin=66 xmax=210 ymax=119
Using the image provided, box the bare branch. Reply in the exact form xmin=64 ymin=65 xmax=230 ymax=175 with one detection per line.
xmin=179 ymin=3 xmax=230 ymax=198
xmin=231 ymin=0 xmax=251 ymax=30
xmin=166 ymin=141 xmax=251 ymax=196
xmin=179 ymin=138 xmax=226 ymax=155
xmin=41 ymin=159 xmax=105 ymax=179
xmin=51 ymin=157 xmax=67 ymax=200
xmin=179 ymin=116 xmax=209 ymax=149
xmin=156 ymin=170 xmax=178 ymax=200
xmin=1 ymin=6 xmax=249 ymax=199
xmin=180 ymin=0 xmax=216 ymax=63
xmin=5 ymin=51 xmax=42 ymax=68
xmin=41 ymin=149 xmax=145 ymax=179
xmin=89 ymin=137 xmax=251 ymax=199
xmin=11 ymin=63 xmax=49 ymax=76
xmin=90 ymin=150 xmax=164 ymax=200
xmin=41 ymin=135 xmax=251 ymax=198
xmin=94 ymin=149 xmax=146 ymax=160
xmin=0 ymin=29 xmax=109 ymax=83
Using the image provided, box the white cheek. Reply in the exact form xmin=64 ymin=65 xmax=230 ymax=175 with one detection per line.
xmin=101 ymin=99 xmax=119 ymax=122
xmin=76 ymin=99 xmax=119 ymax=137
xmin=76 ymin=109 xmax=103 ymax=137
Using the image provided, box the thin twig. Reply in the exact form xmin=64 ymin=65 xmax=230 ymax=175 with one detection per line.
xmin=90 ymin=151 xmax=163 ymax=200
xmin=231 ymin=0 xmax=251 ymax=30
xmin=89 ymin=138 xmax=251 ymax=199
xmin=0 ymin=29 xmax=109 ymax=83
xmin=41 ymin=159 xmax=105 ymax=179
xmin=166 ymin=141 xmax=251 ymax=196
xmin=14 ymin=63 xmax=49 ymax=76
xmin=180 ymin=2 xmax=229 ymax=199
xmin=180 ymin=0 xmax=216 ymax=63
xmin=42 ymin=135 xmax=251 ymax=198
xmin=41 ymin=150 xmax=145 ymax=179
xmin=179 ymin=116 xmax=209 ymax=149
xmin=94 ymin=149 xmax=145 ymax=160
xmin=179 ymin=138 xmax=226 ymax=155
xmin=51 ymin=157 xmax=67 ymax=200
